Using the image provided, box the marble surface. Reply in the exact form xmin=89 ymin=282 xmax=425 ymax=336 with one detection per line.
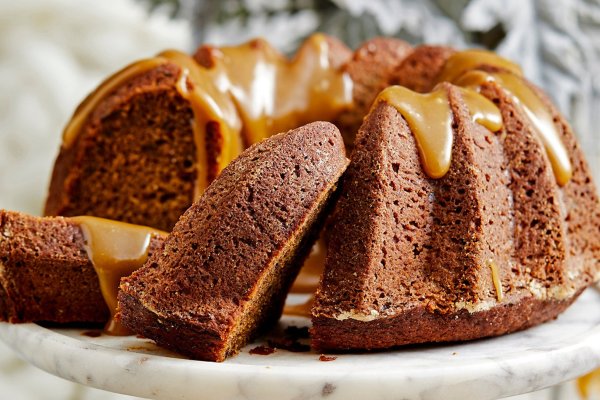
xmin=0 ymin=290 xmax=599 ymax=400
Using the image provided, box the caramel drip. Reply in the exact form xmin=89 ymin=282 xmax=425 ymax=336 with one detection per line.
xmin=379 ymin=87 xmax=452 ymax=179
xmin=72 ymin=216 xmax=167 ymax=335
xmin=578 ymin=369 xmax=600 ymax=399
xmin=436 ymin=49 xmax=523 ymax=84
xmin=203 ymin=34 xmax=353 ymax=146
xmin=159 ymin=50 xmax=243 ymax=197
xmin=487 ymin=259 xmax=504 ymax=302
xmin=454 ymin=70 xmax=573 ymax=186
xmin=459 ymin=87 xmax=503 ymax=132
xmin=377 ymin=85 xmax=502 ymax=179
xmin=291 ymin=237 xmax=326 ymax=293
xmin=63 ymin=34 xmax=352 ymax=199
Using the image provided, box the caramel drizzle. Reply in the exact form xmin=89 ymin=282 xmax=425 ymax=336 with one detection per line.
xmin=377 ymin=85 xmax=502 ymax=179
xmin=161 ymin=49 xmax=243 ymax=197
xmin=72 ymin=216 xmax=167 ymax=335
xmin=453 ymin=70 xmax=573 ymax=186
xmin=439 ymin=50 xmax=573 ymax=186
xmin=62 ymin=34 xmax=352 ymax=199
xmin=436 ymin=49 xmax=522 ymax=84
xmin=207 ymin=35 xmax=353 ymax=146
xmin=487 ymin=259 xmax=504 ymax=302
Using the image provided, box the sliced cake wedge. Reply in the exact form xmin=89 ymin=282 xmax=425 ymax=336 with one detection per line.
xmin=117 ymin=121 xmax=349 ymax=361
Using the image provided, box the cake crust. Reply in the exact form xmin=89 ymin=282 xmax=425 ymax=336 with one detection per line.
xmin=312 ymin=291 xmax=580 ymax=350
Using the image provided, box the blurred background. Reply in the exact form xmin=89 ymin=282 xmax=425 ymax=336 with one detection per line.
xmin=0 ymin=0 xmax=599 ymax=398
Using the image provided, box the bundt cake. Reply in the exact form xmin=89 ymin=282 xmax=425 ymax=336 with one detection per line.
xmin=0 ymin=34 xmax=597 ymax=361
xmin=0 ymin=210 xmax=165 ymax=331
xmin=117 ymin=122 xmax=348 ymax=361
xmin=311 ymin=50 xmax=600 ymax=350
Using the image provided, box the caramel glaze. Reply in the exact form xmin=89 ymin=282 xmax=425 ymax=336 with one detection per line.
xmin=435 ymin=49 xmax=522 ymax=84
xmin=487 ymin=259 xmax=504 ymax=302
xmin=380 ymin=49 xmax=572 ymax=185
xmin=62 ymin=34 xmax=352 ymax=199
xmin=72 ymin=216 xmax=167 ymax=335
xmin=199 ymin=36 xmax=353 ymax=147
xmin=438 ymin=50 xmax=573 ymax=186
xmin=377 ymin=85 xmax=502 ymax=179
xmin=452 ymin=70 xmax=573 ymax=186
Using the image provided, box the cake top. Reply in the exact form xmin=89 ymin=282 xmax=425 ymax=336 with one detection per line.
xmin=61 ymin=36 xmax=573 ymax=192
xmin=435 ymin=49 xmax=572 ymax=185
xmin=366 ymin=53 xmax=571 ymax=184
xmin=452 ymin=69 xmax=572 ymax=185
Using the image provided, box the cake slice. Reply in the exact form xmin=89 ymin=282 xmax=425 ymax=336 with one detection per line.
xmin=117 ymin=121 xmax=349 ymax=362
xmin=44 ymin=61 xmax=205 ymax=232
xmin=0 ymin=210 xmax=164 ymax=324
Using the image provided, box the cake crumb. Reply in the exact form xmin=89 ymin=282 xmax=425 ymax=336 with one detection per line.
xmin=319 ymin=354 xmax=337 ymax=362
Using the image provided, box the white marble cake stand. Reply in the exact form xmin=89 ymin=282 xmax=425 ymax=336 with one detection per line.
xmin=1 ymin=289 xmax=599 ymax=400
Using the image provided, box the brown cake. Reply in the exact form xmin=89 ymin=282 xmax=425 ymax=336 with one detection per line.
xmin=0 ymin=210 xmax=165 ymax=326
xmin=2 ymin=35 xmax=598 ymax=359
xmin=117 ymin=121 xmax=348 ymax=361
xmin=45 ymin=34 xmax=409 ymax=231
xmin=311 ymin=49 xmax=600 ymax=350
